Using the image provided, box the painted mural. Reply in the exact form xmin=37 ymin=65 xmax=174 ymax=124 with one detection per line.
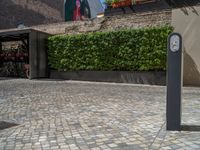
xmin=65 ymin=0 xmax=104 ymax=21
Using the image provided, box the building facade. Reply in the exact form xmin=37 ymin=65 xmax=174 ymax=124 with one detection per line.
xmin=0 ymin=0 xmax=65 ymax=30
xmin=0 ymin=0 xmax=104 ymax=30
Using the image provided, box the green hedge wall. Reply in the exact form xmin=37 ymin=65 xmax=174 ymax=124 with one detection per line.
xmin=48 ymin=25 xmax=173 ymax=71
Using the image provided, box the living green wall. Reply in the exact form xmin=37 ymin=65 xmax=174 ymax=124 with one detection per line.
xmin=48 ymin=25 xmax=173 ymax=71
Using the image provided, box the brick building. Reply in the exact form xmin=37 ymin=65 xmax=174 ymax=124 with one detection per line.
xmin=0 ymin=0 xmax=65 ymax=30
xmin=0 ymin=0 xmax=104 ymax=30
xmin=0 ymin=0 xmax=170 ymax=30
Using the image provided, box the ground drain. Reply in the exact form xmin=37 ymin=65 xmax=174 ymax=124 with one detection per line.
xmin=0 ymin=121 xmax=19 ymax=130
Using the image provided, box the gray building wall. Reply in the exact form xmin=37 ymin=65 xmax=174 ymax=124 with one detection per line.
xmin=0 ymin=0 xmax=64 ymax=29
xmin=172 ymin=5 xmax=200 ymax=86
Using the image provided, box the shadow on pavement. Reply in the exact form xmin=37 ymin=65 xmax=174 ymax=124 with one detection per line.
xmin=0 ymin=77 xmax=22 ymax=81
xmin=181 ymin=125 xmax=200 ymax=132
xmin=33 ymin=78 xmax=66 ymax=82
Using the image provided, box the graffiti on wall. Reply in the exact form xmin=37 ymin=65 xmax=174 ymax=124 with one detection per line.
xmin=65 ymin=0 xmax=104 ymax=21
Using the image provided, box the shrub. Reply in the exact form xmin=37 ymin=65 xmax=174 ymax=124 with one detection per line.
xmin=48 ymin=25 xmax=173 ymax=71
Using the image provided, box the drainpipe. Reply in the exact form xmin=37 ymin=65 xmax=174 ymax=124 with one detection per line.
xmin=63 ymin=0 xmax=66 ymax=21
xmin=0 ymin=42 xmax=2 ymax=52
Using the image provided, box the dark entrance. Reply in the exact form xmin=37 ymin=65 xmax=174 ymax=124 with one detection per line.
xmin=0 ymin=33 xmax=29 ymax=78
xmin=0 ymin=29 xmax=51 ymax=79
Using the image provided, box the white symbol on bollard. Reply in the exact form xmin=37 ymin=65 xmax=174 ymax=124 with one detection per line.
xmin=170 ymin=35 xmax=180 ymax=52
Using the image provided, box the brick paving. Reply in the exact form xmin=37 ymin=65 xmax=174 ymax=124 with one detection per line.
xmin=0 ymin=78 xmax=200 ymax=150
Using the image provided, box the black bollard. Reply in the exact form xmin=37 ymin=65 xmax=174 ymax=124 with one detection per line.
xmin=166 ymin=33 xmax=183 ymax=131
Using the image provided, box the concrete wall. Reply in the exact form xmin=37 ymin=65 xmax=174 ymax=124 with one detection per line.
xmin=32 ymin=10 xmax=171 ymax=35
xmin=30 ymin=0 xmax=171 ymax=35
xmin=0 ymin=0 xmax=64 ymax=29
xmin=172 ymin=5 xmax=200 ymax=86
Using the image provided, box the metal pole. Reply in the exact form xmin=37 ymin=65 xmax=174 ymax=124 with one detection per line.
xmin=0 ymin=42 xmax=2 ymax=51
xmin=166 ymin=33 xmax=183 ymax=131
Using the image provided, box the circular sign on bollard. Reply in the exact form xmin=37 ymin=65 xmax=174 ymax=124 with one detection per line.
xmin=169 ymin=34 xmax=181 ymax=52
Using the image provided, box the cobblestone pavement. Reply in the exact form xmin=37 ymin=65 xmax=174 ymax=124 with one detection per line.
xmin=0 ymin=79 xmax=200 ymax=150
